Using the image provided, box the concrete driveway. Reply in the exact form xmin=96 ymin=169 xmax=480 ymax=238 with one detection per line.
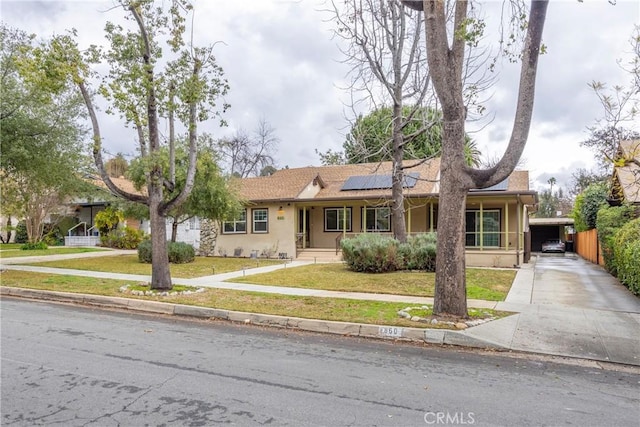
xmin=532 ymin=253 xmax=640 ymax=313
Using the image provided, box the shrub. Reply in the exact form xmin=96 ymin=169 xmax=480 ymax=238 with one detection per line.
xmin=21 ymin=241 xmax=48 ymax=250
xmin=341 ymin=233 xmax=402 ymax=273
xmin=94 ymin=206 xmax=124 ymax=234
xmin=612 ymin=218 xmax=640 ymax=295
xmin=137 ymin=239 xmax=152 ymax=263
xmin=168 ymin=241 xmax=195 ymax=264
xmin=596 ymin=205 xmax=634 ymax=274
xmin=101 ymin=227 xmax=144 ymax=249
xmin=43 ymin=223 xmax=64 ymax=246
xmin=14 ymin=221 xmax=27 ymax=244
xmin=572 ymin=182 xmax=608 ymax=231
xmin=398 ymin=233 xmax=437 ymax=272
xmin=137 ymin=239 xmax=195 ymax=264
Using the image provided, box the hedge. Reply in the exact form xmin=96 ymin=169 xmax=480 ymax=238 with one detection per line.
xmin=612 ymin=218 xmax=640 ymax=295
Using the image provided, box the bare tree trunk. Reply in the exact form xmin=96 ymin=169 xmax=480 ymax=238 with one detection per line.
xmin=171 ymin=218 xmax=178 ymax=243
xmin=391 ymin=102 xmax=407 ymax=243
xmin=434 ymin=119 xmax=469 ymax=317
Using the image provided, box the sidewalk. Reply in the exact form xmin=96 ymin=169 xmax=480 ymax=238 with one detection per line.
xmin=2 ymin=251 xmax=639 ymax=366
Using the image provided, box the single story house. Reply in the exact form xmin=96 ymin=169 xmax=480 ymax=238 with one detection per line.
xmin=609 ymin=139 xmax=640 ymax=213
xmin=215 ymin=158 xmax=537 ymax=268
xmin=65 ymin=176 xmax=145 ymax=246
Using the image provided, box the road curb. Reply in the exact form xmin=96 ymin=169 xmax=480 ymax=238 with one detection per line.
xmin=0 ymin=286 xmax=506 ymax=350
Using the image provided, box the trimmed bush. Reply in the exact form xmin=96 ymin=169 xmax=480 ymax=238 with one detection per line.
xmin=137 ymin=239 xmax=152 ymax=263
xmin=168 ymin=241 xmax=195 ymax=264
xmin=100 ymin=227 xmax=144 ymax=249
xmin=341 ymin=233 xmax=402 ymax=273
xmin=399 ymin=232 xmax=437 ymax=272
xmin=137 ymin=239 xmax=195 ymax=264
xmin=21 ymin=241 xmax=48 ymax=250
xmin=612 ymin=218 xmax=640 ymax=295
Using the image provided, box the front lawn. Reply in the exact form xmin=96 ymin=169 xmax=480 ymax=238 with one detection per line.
xmin=24 ymin=255 xmax=286 ymax=279
xmin=0 ymin=246 xmax=110 ymax=258
xmin=229 ymin=263 xmax=515 ymax=301
xmin=0 ymin=270 xmax=509 ymax=327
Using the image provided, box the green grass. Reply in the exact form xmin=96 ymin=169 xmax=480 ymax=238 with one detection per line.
xmin=24 ymin=255 xmax=286 ymax=279
xmin=0 ymin=243 xmax=24 ymax=250
xmin=0 ymin=246 xmax=110 ymax=258
xmin=229 ymin=263 xmax=515 ymax=301
xmin=0 ymin=270 xmax=510 ymax=327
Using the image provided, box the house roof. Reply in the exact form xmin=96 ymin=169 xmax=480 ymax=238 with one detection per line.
xmin=238 ymin=158 xmax=534 ymax=203
xmin=613 ymin=139 xmax=640 ymax=204
xmin=89 ymin=175 xmax=146 ymax=197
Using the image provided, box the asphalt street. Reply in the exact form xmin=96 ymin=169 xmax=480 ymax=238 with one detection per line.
xmin=2 ymin=298 xmax=639 ymax=427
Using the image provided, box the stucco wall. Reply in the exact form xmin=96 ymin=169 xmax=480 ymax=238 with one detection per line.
xmin=216 ymin=204 xmax=296 ymax=258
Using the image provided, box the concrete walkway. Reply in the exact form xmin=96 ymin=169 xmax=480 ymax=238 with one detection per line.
xmin=2 ymin=250 xmax=639 ymax=366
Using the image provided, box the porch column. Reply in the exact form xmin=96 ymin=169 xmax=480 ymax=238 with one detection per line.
xmin=479 ymin=201 xmax=484 ymax=250
xmin=363 ymin=204 xmax=367 ymax=233
xmin=302 ymin=208 xmax=307 ymax=249
xmin=517 ymin=199 xmax=522 ymax=251
xmin=407 ymin=204 xmax=412 ymax=236
xmin=429 ymin=201 xmax=434 ymax=233
xmin=504 ymin=201 xmax=509 ymax=251
xmin=342 ymin=205 xmax=347 ymax=239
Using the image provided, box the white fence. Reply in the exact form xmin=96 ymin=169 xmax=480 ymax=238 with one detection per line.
xmin=64 ymin=236 xmax=101 ymax=247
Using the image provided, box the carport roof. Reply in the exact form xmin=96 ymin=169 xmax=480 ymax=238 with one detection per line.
xmin=529 ymin=217 xmax=574 ymax=226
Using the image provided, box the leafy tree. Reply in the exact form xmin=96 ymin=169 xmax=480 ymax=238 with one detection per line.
xmin=38 ymin=1 xmax=230 ymax=290
xmin=402 ymin=0 xmax=548 ymax=317
xmin=128 ymin=144 xmax=241 ymax=242
xmin=0 ymin=25 xmax=89 ymax=244
xmin=571 ymin=182 xmax=609 ymax=231
xmin=342 ymin=106 xmax=482 ymax=167
xmin=316 ymin=148 xmax=347 ymax=166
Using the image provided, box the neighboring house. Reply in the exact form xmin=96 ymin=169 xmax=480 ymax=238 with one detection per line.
xmin=65 ymin=176 xmax=145 ymax=246
xmin=609 ymin=139 xmax=640 ymax=212
xmin=215 ymin=159 xmax=537 ymax=268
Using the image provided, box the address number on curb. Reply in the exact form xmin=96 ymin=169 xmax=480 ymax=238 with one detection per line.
xmin=379 ymin=326 xmax=403 ymax=338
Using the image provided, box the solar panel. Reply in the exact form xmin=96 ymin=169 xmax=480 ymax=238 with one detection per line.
xmin=341 ymin=173 xmax=419 ymax=191
xmin=469 ymin=178 xmax=509 ymax=192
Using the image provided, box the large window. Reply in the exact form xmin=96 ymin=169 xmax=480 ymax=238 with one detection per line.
xmin=363 ymin=207 xmax=391 ymax=232
xmin=222 ymin=209 xmax=246 ymax=234
xmin=252 ymin=208 xmax=268 ymax=233
xmin=465 ymin=209 xmax=500 ymax=247
xmin=325 ymin=207 xmax=352 ymax=232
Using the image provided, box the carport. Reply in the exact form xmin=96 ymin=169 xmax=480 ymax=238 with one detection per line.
xmin=529 ymin=217 xmax=575 ymax=252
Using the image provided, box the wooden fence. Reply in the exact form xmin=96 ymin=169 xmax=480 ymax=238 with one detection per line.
xmin=574 ymin=229 xmax=604 ymax=265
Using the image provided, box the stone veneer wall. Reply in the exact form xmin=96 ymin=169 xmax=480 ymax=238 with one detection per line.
xmin=198 ymin=218 xmax=218 ymax=256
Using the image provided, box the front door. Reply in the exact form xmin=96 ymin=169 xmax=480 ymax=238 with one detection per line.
xmin=298 ymin=208 xmax=311 ymax=248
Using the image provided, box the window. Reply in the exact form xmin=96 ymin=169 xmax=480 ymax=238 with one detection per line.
xmin=252 ymin=208 xmax=268 ymax=233
xmin=222 ymin=210 xmax=246 ymax=234
xmin=363 ymin=207 xmax=391 ymax=232
xmin=189 ymin=217 xmax=200 ymax=230
xmin=465 ymin=210 xmax=500 ymax=247
xmin=324 ymin=207 xmax=352 ymax=232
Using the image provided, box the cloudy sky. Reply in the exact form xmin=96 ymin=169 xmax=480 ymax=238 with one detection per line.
xmin=2 ymin=0 xmax=639 ymax=192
